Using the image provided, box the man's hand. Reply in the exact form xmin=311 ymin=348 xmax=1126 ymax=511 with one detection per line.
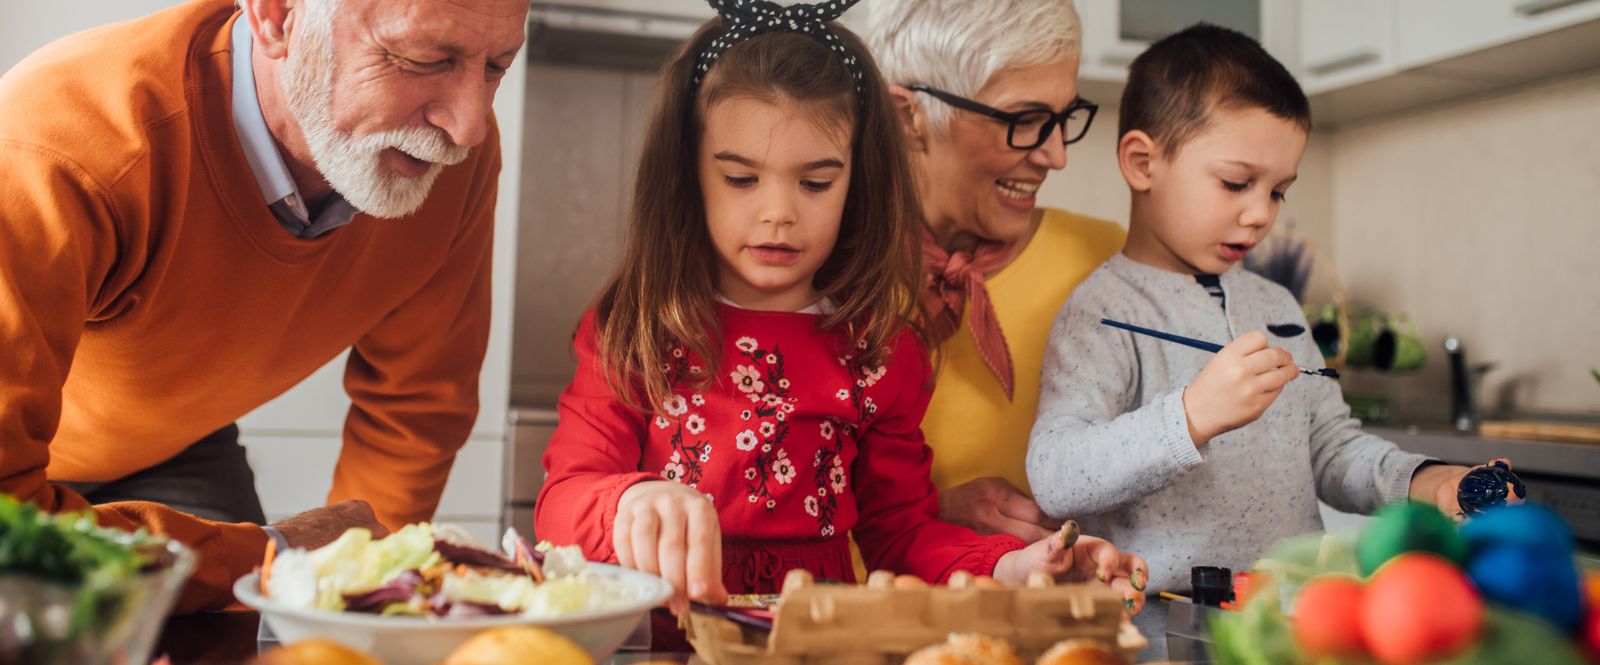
xmin=1182 ymin=331 xmax=1300 ymax=447
xmin=938 ymin=476 xmax=1063 ymax=542
xmin=270 ymin=500 xmax=389 ymax=549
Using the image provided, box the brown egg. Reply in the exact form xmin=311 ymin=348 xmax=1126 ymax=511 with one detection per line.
xmin=1035 ymin=639 xmax=1126 ymax=665
xmin=894 ymin=574 xmax=931 ymax=590
xmin=254 ymin=639 xmax=381 ymax=665
xmin=442 ymin=627 xmax=594 ymax=665
xmin=905 ymin=633 xmax=1025 ymax=665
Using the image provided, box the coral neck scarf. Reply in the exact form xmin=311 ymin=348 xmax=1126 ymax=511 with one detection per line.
xmin=921 ymin=227 xmax=1016 ymax=399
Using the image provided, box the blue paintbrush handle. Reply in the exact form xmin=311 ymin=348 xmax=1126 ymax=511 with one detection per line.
xmin=1099 ymin=318 xmax=1340 ymax=379
xmin=1100 ymin=318 xmax=1224 ymax=353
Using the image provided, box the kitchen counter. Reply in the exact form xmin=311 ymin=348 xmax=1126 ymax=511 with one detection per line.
xmin=1367 ymin=425 xmax=1600 ymax=481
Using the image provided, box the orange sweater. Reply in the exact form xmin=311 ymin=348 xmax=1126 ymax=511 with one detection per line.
xmin=0 ymin=0 xmax=498 ymax=612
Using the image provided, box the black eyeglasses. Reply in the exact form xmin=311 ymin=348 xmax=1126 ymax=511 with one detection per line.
xmin=908 ymin=84 xmax=1099 ymax=150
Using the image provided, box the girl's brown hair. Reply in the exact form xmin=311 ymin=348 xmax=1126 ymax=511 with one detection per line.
xmin=592 ymin=18 xmax=926 ymax=414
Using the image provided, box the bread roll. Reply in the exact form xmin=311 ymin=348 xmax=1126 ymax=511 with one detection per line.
xmin=905 ymin=633 xmax=1025 ymax=665
xmin=1035 ymin=639 xmax=1125 ymax=665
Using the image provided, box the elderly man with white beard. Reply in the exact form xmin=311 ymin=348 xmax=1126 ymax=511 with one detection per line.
xmin=0 ymin=0 xmax=527 ymax=612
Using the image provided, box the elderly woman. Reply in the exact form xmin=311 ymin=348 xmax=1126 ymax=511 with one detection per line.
xmin=863 ymin=0 xmax=1124 ymax=543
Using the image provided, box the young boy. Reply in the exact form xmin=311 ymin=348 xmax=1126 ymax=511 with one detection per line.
xmin=1024 ymin=24 xmax=1510 ymax=657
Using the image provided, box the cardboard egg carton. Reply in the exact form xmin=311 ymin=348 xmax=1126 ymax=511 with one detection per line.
xmin=687 ymin=569 xmax=1147 ymax=664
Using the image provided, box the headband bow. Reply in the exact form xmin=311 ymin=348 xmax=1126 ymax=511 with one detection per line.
xmin=693 ymin=0 xmax=865 ymax=97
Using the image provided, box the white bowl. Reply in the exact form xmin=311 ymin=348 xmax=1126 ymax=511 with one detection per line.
xmin=233 ymin=565 xmax=671 ymax=663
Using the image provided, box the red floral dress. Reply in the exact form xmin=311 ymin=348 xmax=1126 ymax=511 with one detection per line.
xmin=536 ymin=304 xmax=1023 ymax=594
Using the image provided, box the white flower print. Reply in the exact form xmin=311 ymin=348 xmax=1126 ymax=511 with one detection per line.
xmin=731 ymin=365 xmax=765 ymax=394
xmin=736 ymin=337 xmax=759 ymax=353
xmin=781 ymin=402 xmax=795 ymax=414
xmin=662 ymin=462 xmax=686 ymax=482
xmin=689 ymin=365 xmax=703 ymax=376
xmin=804 ymin=495 xmax=819 ymax=517
xmin=747 ymin=394 xmax=761 ymax=403
xmin=735 ymin=430 xmax=758 ymax=451
xmin=778 ymin=378 xmax=791 ymax=390
xmin=856 ymin=339 xmax=868 ymax=350
xmin=863 ymin=365 xmax=887 ymax=387
xmin=822 ymin=525 xmax=836 ymax=537
xmin=699 ymin=453 xmax=710 ymax=462
xmin=766 ymin=499 xmax=776 ymax=509
xmin=865 ymin=397 xmax=877 ymax=414
xmin=672 ymin=348 xmax=684 ymax=358
xmin=829 ymin=465 xmax=847 ymax=493
xmin=759 ymin=422 xmax=776 ymax=438
xmin=818 ymin=487 xmax=827 ymax=496
xmin=691 ymin=394 xmax=705 ymax=406
xmin=663 ymin=395 xmax=688 ymax=416
xmin=655 ymin=416 xmax=670 ymax=429
xmin=685 ymin=415 xmax=706 ymax=435
xmin=776 ymin=411 xmax=787 ymax=421
xmin=819 ymin=421 xmax=834 ymax=440
xmin=856 ymin=379 xmax=866 ymax=388
xmin=748 ymin=494 xmax=758 ymax=503
xmin=773 ymin=458 xmax=796 ymax=485
xmin=670 ymin=451 xmax=681 ymax=463
xmin=744 ymin=468 xmax=757 ymax=480
xmin=761 ymin=443 xmax=772 ymax=453
xmin=740 ymin=409 xmax=752 ymax=420
xmin=764 ymin=353 xmax=778 ymax=364
xmin=836 ymin=389 xmax=851 ymax=400
xmin=762 ymin=394 xmax=783 ymax=407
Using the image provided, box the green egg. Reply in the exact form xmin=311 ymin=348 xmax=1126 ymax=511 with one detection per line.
xmin=1357 ymin=502 xmax=1468 ymax=576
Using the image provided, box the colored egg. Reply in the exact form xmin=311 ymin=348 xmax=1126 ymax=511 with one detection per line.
xmin=1460 ymin=503 xmax=1574 ymax=557
xmin=1361 ymin=553 xmax=1483 ymax=665
xmin=1466 ymin=544 xmax=1584 ymax=633
xmin=1586 ymin=611 xmax=1600 ymax=662
xmin=1292 ymin=575 xmax=1367 ymax=659
xmin=1358 ymin=502 xmax=1467 ymax=575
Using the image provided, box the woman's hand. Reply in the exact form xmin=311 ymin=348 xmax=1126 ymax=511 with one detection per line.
xmin=992 ymin=522 xmax=1148 ymax=615
xmin=938 ymin=476 xmax=1063 ymax=542
xmin=614 ymin=480 xmax=729 ymax=612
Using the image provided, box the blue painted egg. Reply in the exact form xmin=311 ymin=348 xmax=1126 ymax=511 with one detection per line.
xmin=1465 ymin=544 xmax=1583 ymax=633
xmin=1460 ymin=503 xmax=1573 ymax=556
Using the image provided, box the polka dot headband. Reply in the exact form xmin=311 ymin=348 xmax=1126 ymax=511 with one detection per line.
xmin=692 ymin=0 xmax=866 ymax=98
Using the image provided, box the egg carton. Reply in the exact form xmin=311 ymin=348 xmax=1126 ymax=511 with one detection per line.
xmin=686 ymin=569 xmax=1146 ymax=664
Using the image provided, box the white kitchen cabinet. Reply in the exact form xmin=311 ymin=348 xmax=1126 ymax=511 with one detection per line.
xmin=1075 ymin=0 xmax=1300 ymax=83
xmin=1298 ymin=0 xmax=1395 ymax=95
xmin=1394 ymin=0 xmax=1600 ymax=69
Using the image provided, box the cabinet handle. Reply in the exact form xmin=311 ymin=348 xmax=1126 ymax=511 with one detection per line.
xmin=1514 ymin=0 xmax=1595 ymax=16
xmin=1306 ymin=49 xmax=1381 ymax=76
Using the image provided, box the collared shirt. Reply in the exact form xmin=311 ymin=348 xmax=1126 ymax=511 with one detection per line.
xmin=230 ymin=11 xmax=357 ymax=239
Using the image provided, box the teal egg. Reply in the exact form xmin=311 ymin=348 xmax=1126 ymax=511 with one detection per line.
xmin=1465 ymin=544 xmax=1583 ymax=633
xmin=1358 ymin=502 xmax=1467 ymax=575
xmin=1460 ymin=503 xmax=1573 ymax=556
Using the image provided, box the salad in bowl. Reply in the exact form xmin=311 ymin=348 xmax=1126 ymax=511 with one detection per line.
xmin=235 ymin=523 xmax=670 ymax=663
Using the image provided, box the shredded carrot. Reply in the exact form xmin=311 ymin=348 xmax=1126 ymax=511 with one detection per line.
xmin=260 ymin=538 xmax=277 ymax=597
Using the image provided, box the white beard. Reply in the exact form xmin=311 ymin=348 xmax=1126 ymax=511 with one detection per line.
xmin=280 ymin=0 xmax=471 ymax=218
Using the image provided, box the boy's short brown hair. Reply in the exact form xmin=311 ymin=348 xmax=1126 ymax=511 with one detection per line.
xmin=1118 ymin=23 xmax=1311 ymax=156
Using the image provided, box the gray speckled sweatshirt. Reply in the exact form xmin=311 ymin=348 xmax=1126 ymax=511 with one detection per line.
xmin=1027 ymin=253 xmax=1429 ymax=596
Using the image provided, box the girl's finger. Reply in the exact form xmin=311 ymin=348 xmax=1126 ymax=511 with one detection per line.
xmin=656 ymin=501 xmax=689 ymax=601
xmin=630 ymin=505 xmax=662 ymax=576
xmin=1109 ymin=576 xmax=1145 ymax=615
xmin=1123 ymin=553 xmax=1149 ymax=592
xmin=613 ymin=508 xmax=635 ymax=569
xmin=687 ymin=500 xmax=727 ymax=604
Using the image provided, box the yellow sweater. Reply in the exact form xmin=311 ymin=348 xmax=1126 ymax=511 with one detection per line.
xmin=923 ymin=208 xmax=1125 ymax=493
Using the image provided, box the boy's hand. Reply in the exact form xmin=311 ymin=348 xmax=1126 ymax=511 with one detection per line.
xmin=1182 ymin=331 xmax=1300 ymax=447
xmin=992 ymin=523 xmax=1148 ymax=615
xmin=614 ymin=480 xmax=728 ymax=612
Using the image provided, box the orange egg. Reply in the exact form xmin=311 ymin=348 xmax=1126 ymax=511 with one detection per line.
xmin=1586 ymin=611 xmax=1600 ymax=662
xmin=1360 ymin=553 xmax=1483 ymax=665
xmin=1292 ymin=575 xmax=1367 ymax=659
xmin=1586 ymin=571 xmax=1600 ymax=608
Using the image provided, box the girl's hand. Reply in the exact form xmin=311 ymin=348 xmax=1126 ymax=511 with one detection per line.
xmin=614 ymin=480 xmax=729 ymax=612
xmin=992 ymin=522 xmax=1149 ymax=615
xmin=1182 ymin=331 xmax=1300 ymax=446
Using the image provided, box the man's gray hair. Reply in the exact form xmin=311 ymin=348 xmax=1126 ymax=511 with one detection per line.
xmin=862 ymin=0 xmax=1083 ymax=134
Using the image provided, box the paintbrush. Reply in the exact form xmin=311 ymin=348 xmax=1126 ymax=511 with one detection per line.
xmin=1100 ymin=318 xmax=1339 ymax=379
xmin=690 ymin=601 xmax=776 ymax=632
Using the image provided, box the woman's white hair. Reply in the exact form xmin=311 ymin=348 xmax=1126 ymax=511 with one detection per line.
xmin=862 ymin=0 xmax=1083 ymax=134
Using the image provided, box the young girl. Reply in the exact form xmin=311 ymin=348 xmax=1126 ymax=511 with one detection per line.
xmin=534 ymin=0 xmax=1146 ymax=612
